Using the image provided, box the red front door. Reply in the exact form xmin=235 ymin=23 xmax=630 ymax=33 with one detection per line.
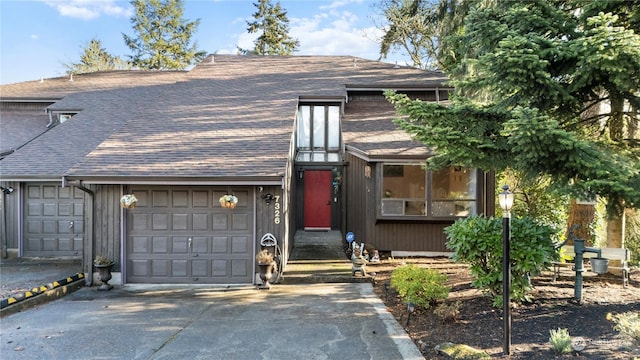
xmin=304 ymin=170 xmax=332 ymax=229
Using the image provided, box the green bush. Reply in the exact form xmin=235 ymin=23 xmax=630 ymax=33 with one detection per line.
xmin=445 ymin=215 xmax=558 ymax=307
xmin=549 ymin=328 xmax=572 ymax=354
xmin=390 ymin=264 xmax=449 ymax=309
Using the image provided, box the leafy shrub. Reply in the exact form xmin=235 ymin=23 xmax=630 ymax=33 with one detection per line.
xmin=445 ymin=215 xmax=558 ymax=307
xmin=549 ymin=328 xmax=572 ymax=354
xmin=607 ymin=311 xmax=640 ymax=346
xmin=390 ymin=264 xmax=449 ymax=309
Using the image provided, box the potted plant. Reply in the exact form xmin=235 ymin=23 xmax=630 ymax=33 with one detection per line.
xmin=94 ymin=255 xmax=114 ymax=291
xmin=256 ymin=250 xmax=277 ymax=290
xmin=219 ymin=194 xmax=238 ymax=209
xmin=120 ymin=194 xmax=138 ymax=209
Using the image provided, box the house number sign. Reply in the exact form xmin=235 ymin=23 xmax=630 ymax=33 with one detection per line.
xmin=274 ymin=195 xmax=281 ymax=224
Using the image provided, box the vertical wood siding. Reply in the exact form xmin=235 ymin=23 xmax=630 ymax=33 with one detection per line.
xmin=94 ymin=185 xmax=122 ymax=269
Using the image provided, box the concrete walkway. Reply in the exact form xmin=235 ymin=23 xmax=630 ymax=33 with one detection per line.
xmin=0 ymin=283 xmax=424 ymax=360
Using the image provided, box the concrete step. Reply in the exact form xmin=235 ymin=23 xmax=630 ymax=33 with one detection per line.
xmin=282 ymin=230 xmax=371 ymax=284
xmin=281 ymin=260 xmax=372 ymax=284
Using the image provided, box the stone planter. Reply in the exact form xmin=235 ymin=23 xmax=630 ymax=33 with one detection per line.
xmin=94 ymin=263 xmax=114 ymax=291
xmin=257 ymin=262 xmax=276 ymax=290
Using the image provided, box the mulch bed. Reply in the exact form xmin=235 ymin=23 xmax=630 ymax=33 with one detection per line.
xmin=368 ymin=257 xmax=640 ymax=359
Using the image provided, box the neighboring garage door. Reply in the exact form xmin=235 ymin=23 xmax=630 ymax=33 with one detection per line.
xmin=24 ymin=183 xmax=84 ymax=257
xmin=126 ymin=186 xmax=254 ymax=284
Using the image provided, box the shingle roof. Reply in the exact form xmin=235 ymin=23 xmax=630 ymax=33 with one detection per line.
xmin=0 ymin=55 xmax=446 ymax=181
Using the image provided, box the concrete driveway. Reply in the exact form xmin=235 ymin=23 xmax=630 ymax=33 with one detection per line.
xmin=0 ymin=283 xmax=423 ymax=360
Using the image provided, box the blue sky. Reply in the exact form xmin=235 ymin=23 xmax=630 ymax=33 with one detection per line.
xmin=0 ymin=0 xmax=408 ymax=85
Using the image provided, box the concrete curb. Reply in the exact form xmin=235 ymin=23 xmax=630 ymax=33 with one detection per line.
xmin=0 ymin=273 xmax=85 ymax=317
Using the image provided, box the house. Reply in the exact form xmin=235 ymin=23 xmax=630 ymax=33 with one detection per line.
xmin=0 ymin=55 xmax=495 ymax=285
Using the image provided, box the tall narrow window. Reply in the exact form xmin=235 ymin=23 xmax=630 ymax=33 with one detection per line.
xmin=296 ymin=104 xmax=341 ymax=162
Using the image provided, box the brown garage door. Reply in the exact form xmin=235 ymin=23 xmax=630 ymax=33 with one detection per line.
xmin=24 ymin=183 xmax=84 ymax=257
xmin=126 ymin=186 xmax=254 ymax=284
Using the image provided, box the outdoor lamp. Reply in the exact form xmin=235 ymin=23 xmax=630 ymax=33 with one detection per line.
xmin=499 ymin=184 xmax=514 ymax=355
xmin=1 ymin=186 xmax=14 ymax=195
xmin=499 ymin=185 xmax=514 ymax=215
xmin=406 ymin=302 xmax=417 ymax=326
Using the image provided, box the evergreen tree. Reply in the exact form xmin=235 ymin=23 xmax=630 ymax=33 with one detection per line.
xmin=386 ymin=1 xmax=640 ymax=247
xmin=65 ymin=38 xmax=131 ymax=75
xmin=377 ymin=0 xmax=439 ymax=69
xmin=123 ymin=0 xmax=206 ymax=70
xmin=245 ymin=0 xmax=299 ymax=55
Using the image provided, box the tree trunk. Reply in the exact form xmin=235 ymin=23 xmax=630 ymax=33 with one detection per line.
xmin=565 ymin=199 xmax=595 ymax=246
xmin=606 ymin=212 xmax=626 ymax=273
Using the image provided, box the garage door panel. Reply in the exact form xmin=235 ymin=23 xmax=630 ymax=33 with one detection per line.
xmin=131 ymin=260 xmax=149 ymax=276
xmin=43 ymin=221 xmax=56 ymax=233
xmin=28 ymin=203 xmax=41 ymax=216
xmin=192 ymin=237 xmax=208 ymax=254
xmin=59 ymin=238 xmax=73 ymax=251
xmin=173 ymin=191 xmax=188 ymax=207
xmin=192 ymin=260 xmax=208 ymax=277
xmin=27 ymin=238 xmax=41 ymax=251
xmin=212 ymin=260 xmax=227 ymax=277
xmin=43 ymin=238 xmax=57 ymax=251
xmin=153 ymin=191 xmax=170 ymax=207
xmin=172 ymin=213 xmax=188 ymax=230
xmin=152 ymin=213 xmax=169 ymax=230
xmin=231 ymin=260 xmax=249 ymax=277
xmin=172 ymin=237 xmax=189 ymax=253
xmin=212 ymin=237 xmax=228 ymax=253
xmin=232 ymin=236 xmax=249 ymax=254
xmin=58 ymin=203 xmax=72 ymax=216
xmin=193 ymin=213 xmax=208 ymax=230
xmin=152 ymin=236 xmax=168 ymax=253
xmin=73 ymin=220 xmax=84 ymax=233
xmin=152 ymin=260 xmax=169 ymax=276
xmin=127 ymin=186 xmax=253 ymax=284
xmin=172 ymin=260 xmax=188 ymax=277
xmin=132 ymin=236 xmax=150 ymax=253
xmin=43 ymin=203 xmax=56 ymax=216
xmin=193 ymin=191 xmax=208 ymax=207
xmin=212 ymin=214 xmax=228 ymax=230
xmin=132 ymin=213 xmax=148 ymax=230
xmin=232 ymin=213 xmax=250 ymax=230
xmin=43 ymin=186 xmax=56 ymax=198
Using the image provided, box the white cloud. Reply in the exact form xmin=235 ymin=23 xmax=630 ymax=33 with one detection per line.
xmin=43 ymin=0 xmax=131 ymax=20
xmin=30 ymin=34 xmax=40 ymax=40
xmin=319 ymin=0 xmax=365 ymax=10
xmin=290 ymin=10 xmax=383 ymax=58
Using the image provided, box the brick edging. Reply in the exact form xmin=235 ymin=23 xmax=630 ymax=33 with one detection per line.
xmin=0 ymin=272 xmax=85 ymax=310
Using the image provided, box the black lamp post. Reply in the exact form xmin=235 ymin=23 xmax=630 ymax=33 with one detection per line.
xmin=499 ymin=184 xmax=514 ymax=355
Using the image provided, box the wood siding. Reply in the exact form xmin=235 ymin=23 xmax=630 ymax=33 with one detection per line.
xmin=94 ymin=185 xmax=122 ymax=270
xmin=1 ymin=181 xmax=20 ymax=251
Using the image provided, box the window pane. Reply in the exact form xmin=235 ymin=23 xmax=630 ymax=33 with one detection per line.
xmin=381 ymin=164 xmax=425 ymax=216
xmin=312 ymin=106 xmax=325 ymax=150
xmin=327 ymin=106 xmax=340 ymax=150
xmin=431 ymin=167 xmax=477 ymax=217
xmin=297 ymin=106 xmax=310 ymax=149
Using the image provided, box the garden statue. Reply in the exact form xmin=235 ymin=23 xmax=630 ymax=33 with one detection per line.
xmin=351 ymin=242 xmax=367 ymax=276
